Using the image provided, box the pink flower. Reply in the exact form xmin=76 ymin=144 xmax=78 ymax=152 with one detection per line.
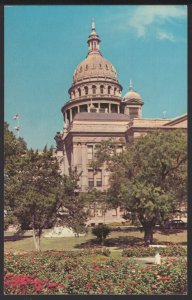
xmin=152 ymin=284 xmax=157 ymax=289
xmin=48 ymin=282 xmax=58 ymax=288
xmin=4 ymin=273 xmax=14 ymax=279
xmin=86 ymin=283 xmax=92 ymax=289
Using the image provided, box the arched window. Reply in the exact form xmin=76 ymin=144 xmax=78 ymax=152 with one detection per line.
xmin=108 ymin=86 xmax=111 ymax=95
xmin=85 ymin=65 xmax=88 ymax=70
xmin=106 ymin=65 xmax=108 ymax=70
xmin=92 ymin=85 xmax=96 ymax=94
xmin=73 ymin=91 xmax=75 ymax=98
xmin=100 ymin=85 xmax=104 ymax=94
xmin=84 ymin=86 xmax=88 ymax=95
xmin=78 ymin=88 xmax=81 ymax=97
xmin=114 ymin=87 xmax=117 ymax=95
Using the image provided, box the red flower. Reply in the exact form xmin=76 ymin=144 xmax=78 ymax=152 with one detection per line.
xmin=67 ymin=274 xmax=73 ymax=279
xmin=48 ymin=282 xmax=58 ymax=288
xmin=86 ymin=283 xmax=92 ymax=289
xmin=4 ymin=273 xmax=14 ymax=279
xmin=97 ymin=287 xmax=102 ymax=293
xmin=152 ymin=285 xmax=157 ymax=289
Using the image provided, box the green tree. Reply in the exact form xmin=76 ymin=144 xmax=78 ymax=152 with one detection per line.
xmin=55 ymin=171 xmax=89 ymax=237
xmin=4 ymin=123 xmax=89 ymax=250
xmin=93 ymin=130 xmax=187 ymax=244
xmin=92 ymin=224 xmax=110 ymax=245
xmin=4 ymin=122 xmax=27 ymax=228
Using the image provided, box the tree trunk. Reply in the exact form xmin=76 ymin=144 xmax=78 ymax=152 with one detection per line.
xmin=37 ymin=228 xmax=41 ymax=252
xmin=32 ymin=227 xmax=40 ymax=251
xmin=144 ymin=226 xmax=154 ymax=245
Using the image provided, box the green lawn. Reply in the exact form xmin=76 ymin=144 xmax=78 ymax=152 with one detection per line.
xmin=4 ymin=229 xmax=187 ymax=253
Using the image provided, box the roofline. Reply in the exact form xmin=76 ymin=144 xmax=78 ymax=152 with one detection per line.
xmin=163 ymin=114 xmax=187 ymax=126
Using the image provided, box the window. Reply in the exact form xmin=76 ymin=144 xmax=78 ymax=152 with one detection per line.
xmin=92 ymin=85 xmax=96 ymax=94
xmin=95 ymin=170 xmax=102 ymax=187
xmin=90 ymin=207 xmax=95 ymax=217
xmin=78 ymin=88 xmax=81 ymax=97
xmin=84 ymin=86 xmax=88 ymax=95
xmin=106 ymin=64 xmax=108 ymax=70
xmin=87 ymin=145 xmax=93 ymax=161
xmin=114 ymin=87 xmax=117 ymax=95
xmin=98 ymin=209 xmax=103 ymax=217
xmin=129 ymin=108 xmax=139 ymax=118
xmin=86 ymin=65 xmax=88 ymax=70
xmin=100 ymin=85 xmax=104 ymax=94
xmin=108 ymin=86 xmax=111 ymax=94
xmin=88 ymin=169 xmax=94 ymax=188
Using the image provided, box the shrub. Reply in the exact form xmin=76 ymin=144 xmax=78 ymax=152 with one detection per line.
xmin=102 ymin=248 xmax=111 ymax=256
xmin=122 ymin=246 xmax=187 ymax=257
xmin=4 ymin=252 xmax=187 ymax=295
xmin=92 ymin=225 xmax=110 ymax=244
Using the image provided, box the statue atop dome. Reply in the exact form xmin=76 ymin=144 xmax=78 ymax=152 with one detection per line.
xmin=87 ymin=18 xmax=101 ymax=54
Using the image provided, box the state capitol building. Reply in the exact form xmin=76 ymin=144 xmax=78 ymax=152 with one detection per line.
xmin=54 ymin=19 xmax=187 ymax=225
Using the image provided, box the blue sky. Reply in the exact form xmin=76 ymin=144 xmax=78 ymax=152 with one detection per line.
xmin=4 ymin=5 xmax=187 ymax=150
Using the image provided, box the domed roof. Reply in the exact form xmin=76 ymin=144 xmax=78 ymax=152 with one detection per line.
xmin=123 ymin=80 xmax=142 ymax=103
xmin=73 ymin=52 xmax=118 ymax=84
xmin=72 ymin=18 xmax=118 ymax=85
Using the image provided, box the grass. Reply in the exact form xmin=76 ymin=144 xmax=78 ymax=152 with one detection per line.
xmin=4 ymin=229 xmax=187 ymax=253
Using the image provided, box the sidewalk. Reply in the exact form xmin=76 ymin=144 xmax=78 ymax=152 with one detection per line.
xmin=132 ymin=256 xmax=187 ymax=263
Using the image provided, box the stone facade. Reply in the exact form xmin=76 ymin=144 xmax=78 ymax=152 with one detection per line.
xmin=55 ymin=20 xmax=187 ymax=225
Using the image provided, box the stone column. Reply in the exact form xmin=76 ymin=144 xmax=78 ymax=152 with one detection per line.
xmin=78 ymin=106 xmax=80 ymax=113
xmin=109 ymin=103 xmax=111 ymax=113
xmin=117 ymin=105 xmax=120 ymax=113
xmin=70 ymin=109 xmax=72 ymax=122
xmin=64 ymin=145 xmax=70 ymax=176
xmin=65 ymin=112 xmax=67 ymax=122
xmin=81 ymin=144 xmax=88 ymax=191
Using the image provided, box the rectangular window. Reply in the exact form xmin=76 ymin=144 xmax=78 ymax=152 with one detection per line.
xmin=89 ymin=207 xmax=95 ymax=217
xmin=97 ymin=209 xmax=103 ymax=217
xmin=87 ymin=145 xmax=93 ymax=162
xmin=88 ymin=169 xmax=94 ymax=188
xmin=95 ymin=169 xmax=102 ymax=187
xmin=129 ymin=108 xmax=139 ymax=118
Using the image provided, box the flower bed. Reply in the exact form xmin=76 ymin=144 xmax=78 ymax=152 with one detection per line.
xmin=122 ymin=245 xmax=187 ymax=257
xmin=4 ymin=251 xmax=187 ymax=295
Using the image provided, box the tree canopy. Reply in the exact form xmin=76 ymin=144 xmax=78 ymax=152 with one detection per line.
xmin=4 ymin=122 xmax=89 ymax=250
xmin=92 ymin=130 xmax=187 ymax=244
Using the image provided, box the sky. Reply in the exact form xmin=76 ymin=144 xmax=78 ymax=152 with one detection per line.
xmin=4 ymin=5 xmax=187 ymax=150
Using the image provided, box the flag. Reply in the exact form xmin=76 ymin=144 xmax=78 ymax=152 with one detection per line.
xmin=13 ymin=114 xmax=19 ymax=120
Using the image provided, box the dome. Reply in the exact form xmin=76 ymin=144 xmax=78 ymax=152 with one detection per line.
xmin=73 ymin=52 xmax=118 ymax=84
xmin=123 ymin=80 xmax=142 ymax=103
